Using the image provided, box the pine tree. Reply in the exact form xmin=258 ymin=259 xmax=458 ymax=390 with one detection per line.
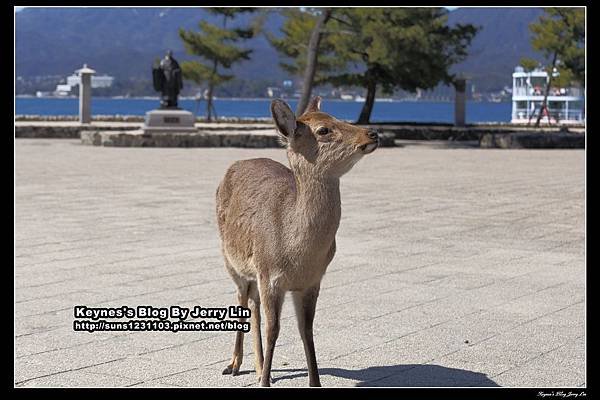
xmin=328 ymin=8 xmax=478 ymax=124
xmin=268 ymin=8 xmax=346 ymax=114
xmin=179 ymin=8 xmax=257 ymax=121
xmin=270 ymin=8 xmax=478 ymax=124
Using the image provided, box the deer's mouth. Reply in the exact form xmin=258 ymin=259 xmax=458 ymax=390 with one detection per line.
xmin=360 ymin=141 xmax=378 ymax=154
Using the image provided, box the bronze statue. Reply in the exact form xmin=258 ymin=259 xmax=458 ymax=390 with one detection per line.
xmin=152 ymin=50 xmax=183 ymax=109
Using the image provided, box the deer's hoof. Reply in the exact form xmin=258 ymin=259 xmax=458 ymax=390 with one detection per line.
xmin=259 ymin=375 xmax=274 ymax=386
xmin=222 ymin=365 xmax=239 ymax=376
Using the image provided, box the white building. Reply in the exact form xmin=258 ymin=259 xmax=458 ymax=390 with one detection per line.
xmin=266 ymin=87 xmax=281 ymax=98
xmin=66 ymin=74 xmax=114 ymax=88
xmin=511 ymin=66 xmax=584 ymax=124
xmin=54 ymin=84 xmax=72 ymax=96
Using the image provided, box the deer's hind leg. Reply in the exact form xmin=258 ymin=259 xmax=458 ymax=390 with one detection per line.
xmin=258 ymin=274 xmax=285 ymax=387
xmin=248 ymin=281 xmax=264 ymax=381
xmin=222 ymin=259 xmax=250 ymax=376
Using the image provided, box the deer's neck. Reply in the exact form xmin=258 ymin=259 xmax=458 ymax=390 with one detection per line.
xmin=290 ymin=173 xmax=341 ymax=242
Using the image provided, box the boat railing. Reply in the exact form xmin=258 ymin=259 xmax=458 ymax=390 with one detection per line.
xmin=513 ymin=88 xmax=530 ymax=96
xmin=513 ymin=87 xmax=581 ymax=97
xmin=514 ymin=108 xmax=584 ymax=121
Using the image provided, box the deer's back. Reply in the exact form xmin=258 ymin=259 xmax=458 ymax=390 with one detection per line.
xmin=216 ymin=158 xmax=296 ymax=276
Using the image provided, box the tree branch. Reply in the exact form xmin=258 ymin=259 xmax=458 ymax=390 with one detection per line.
xmin=328 ymin=14 xmax=353 ymax=27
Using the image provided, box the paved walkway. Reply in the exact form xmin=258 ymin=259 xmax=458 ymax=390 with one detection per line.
xmin=15 ymin=139 xmax=585 ymax=387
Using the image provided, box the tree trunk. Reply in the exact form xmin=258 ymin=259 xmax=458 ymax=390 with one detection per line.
xmin=206 ymin=59 xmax=218 ymax=122
xmin=296 ymin=9 xmax=332 ymax=116
xmin=535 ymin=51 xmax=558 ymax=128
xmin=357 ymin=80 xmax=377 ymax=124
xmin=206 ymin=83 xmax=214 ymax=122
xmin=204 ymin=14 xmax=228 ymax=122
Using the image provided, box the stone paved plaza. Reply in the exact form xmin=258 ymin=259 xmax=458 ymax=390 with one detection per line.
xmin=14 ymin=139 xmax=585 ymax=387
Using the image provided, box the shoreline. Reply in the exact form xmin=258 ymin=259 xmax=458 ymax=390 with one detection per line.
xmin=14 ymin=95 xmax=510 ymax=104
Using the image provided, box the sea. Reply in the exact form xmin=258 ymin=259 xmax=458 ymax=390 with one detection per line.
xmin=15 ymin=97 xmax=512 ymax=123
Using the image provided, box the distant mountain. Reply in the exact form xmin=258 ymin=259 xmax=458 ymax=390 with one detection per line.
xmin=447 ymin=7 xmax=545 ymax=93
xmin=16 ymin=7 xmax=546 ymax=95
xmin=16 ymin=8 xmax=287 ymax=83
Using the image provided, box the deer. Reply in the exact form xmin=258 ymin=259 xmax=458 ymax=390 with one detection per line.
xmin=215 ymin=97 xmax=379 ymax=387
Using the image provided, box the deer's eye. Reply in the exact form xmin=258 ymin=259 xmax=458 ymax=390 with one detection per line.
xmin=316 ymin=127 xmax=330 ymax=136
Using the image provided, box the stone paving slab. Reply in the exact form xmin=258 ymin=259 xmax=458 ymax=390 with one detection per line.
xmin=14 ymin=139 xmax=585 ymax=387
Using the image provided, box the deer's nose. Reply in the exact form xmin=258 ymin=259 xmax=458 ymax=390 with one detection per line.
xmin=367 ymin=130 xmax=379 ymax=140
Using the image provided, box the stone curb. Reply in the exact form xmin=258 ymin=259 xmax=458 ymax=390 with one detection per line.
xmin=16 ymin=125 xmax=140 ymax=139
xmin=80 ymin=130 xmax=283 ymax=148
xmin=479 ymin=132 xmax=585 ymax=149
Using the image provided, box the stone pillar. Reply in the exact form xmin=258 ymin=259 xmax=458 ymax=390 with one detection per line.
xmin=454 ymin=77 xmax=466 ymax=127
xmin=76 ymin=64 xmax=96 ymax=124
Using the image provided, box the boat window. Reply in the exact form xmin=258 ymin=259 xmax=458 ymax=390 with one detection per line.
xmin=569 ymin=101 xmax=583 ymax=109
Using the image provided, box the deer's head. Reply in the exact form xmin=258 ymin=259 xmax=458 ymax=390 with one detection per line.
xmin=271 ymin=97 xmax=379 ymax=179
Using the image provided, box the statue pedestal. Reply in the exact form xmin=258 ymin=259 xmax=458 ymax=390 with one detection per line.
xmin=143 ymin=109 xmax=197 ymax=134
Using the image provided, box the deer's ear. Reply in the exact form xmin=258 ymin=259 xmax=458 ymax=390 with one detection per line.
xmin=305 ymin=96 xmax=322 ymax=113
xmin=271 ymin=99 xmax=297 ymax=138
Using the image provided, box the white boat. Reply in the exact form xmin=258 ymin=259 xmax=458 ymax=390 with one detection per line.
xmin=511 ymin=66 xmax=584 ymax=124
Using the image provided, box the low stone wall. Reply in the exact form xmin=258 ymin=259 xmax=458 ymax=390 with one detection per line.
xmin=366 ymin=124 xmax=583 ymax=141
xmin=376 ymin=132 xmax=396 ymax=147
xmin=80 ymin=130 xmax=283 ymax=148
xmin=371 ymin=125 xmax=481 ymax=141
xmin=479 ymin=132 xmax=585 ymax=149
xmin=16 ymin=125 xmax=80 ymax=139
xmin=15 ymin=124 xmax=138 ymax=139
xmin=16 ymin=119 xmax=583 ymax=149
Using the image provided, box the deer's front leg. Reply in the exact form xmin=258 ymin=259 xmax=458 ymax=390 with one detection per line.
xmin=293 ymin=285 xmax=321 ymax=387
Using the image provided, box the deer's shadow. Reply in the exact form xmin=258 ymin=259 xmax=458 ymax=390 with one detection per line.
xmin=270 ymin=364 xmax=500 ymax=387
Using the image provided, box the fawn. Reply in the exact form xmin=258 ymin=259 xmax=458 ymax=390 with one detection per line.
xmin=215 ymin=97 xmax=379 ymax=386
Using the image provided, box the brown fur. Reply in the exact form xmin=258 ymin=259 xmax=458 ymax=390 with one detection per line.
xmin=216 ymin=97 xmax=378 ymax=386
